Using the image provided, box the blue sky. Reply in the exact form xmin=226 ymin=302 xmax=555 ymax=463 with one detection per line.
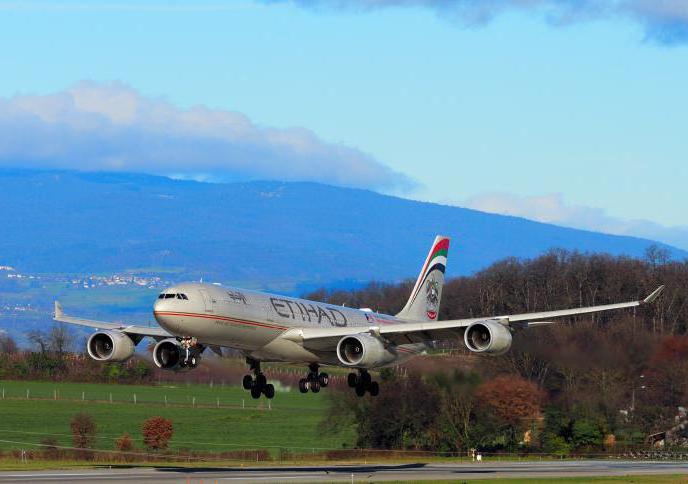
xmin=0 ymin=1 xmax=686 ymax=245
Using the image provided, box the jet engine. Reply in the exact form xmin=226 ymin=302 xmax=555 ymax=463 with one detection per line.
xmin=336 ymin=334 xmax=396 ymax=368
xmin=153 ymin=338 xmax=201 ymax=371
xmin=463 ymin=320 xmax=512 ymax=355
xmin=87 ymin=331 xmax=136 ymax=362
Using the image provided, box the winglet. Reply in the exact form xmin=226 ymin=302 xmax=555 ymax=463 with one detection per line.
xmin=54 ymin=301 xmax=64 ymax=319
xmin=643 ymin=285 xmax=665 ymax=304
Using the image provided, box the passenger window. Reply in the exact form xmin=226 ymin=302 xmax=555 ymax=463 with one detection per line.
xmin=158 ymin=294 xmax=165 ymax=299
xmin=164 ymin=294 xmax=175 ymax=299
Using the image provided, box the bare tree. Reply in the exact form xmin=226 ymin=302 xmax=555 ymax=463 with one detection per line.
xmin=49 ymin=323 xmax=72 ymax=357
xmin=26 ymin=329 xmax=49 ymax=354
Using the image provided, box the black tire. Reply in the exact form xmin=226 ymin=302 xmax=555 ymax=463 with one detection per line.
xmin=250 ymin=385 xmax=262 ymax=399
xmin=347 ymin=373 xmax=358 ymax=388
xmin=264 ymin=383 xmax=275 ymax=399
xmin=298 ymin=378 xmax=309 ymax=394
xmin=256 ymin=373 xmax=267 ymax=387
xmin=360 ymin=371 xmax=372 ymax=387
xmin=311 ymin=381 xmax=321 ymax=393
xmin=242 ymin=375 xmax=253 ymax=390
xmin=319 ymin=373 xmax=329 ymax=387
xmin=355 ymin=384 xmax=366 ymax=397
xmin=369 ymin=381 xmax=380 ymax=397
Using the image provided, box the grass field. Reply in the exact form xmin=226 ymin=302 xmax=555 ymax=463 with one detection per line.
xmin=0 ymin=379 xmax=356 ymax=454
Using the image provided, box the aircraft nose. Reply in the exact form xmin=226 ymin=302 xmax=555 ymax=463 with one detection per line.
xmin=153 ymin=294 xmax=178 ymax=318
xmin=154 ymin=298 xmax=177 ymax=329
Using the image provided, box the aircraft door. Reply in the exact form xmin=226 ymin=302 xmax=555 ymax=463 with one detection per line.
xmin=198 ymin=289 xmax=216 ymax=313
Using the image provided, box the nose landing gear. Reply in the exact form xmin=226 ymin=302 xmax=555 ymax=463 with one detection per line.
xmin=179 ymin=337 xmax=202 ymax=368
xmin=347 ymin=369 xmax=379 ymax=397
xmin=242 ymin=358 xmax=275 ymax=399
xmin=298 ymin=363 xmax=329 ymax=394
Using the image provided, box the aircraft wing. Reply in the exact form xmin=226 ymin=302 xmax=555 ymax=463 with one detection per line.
xmin=291 ymin=286 xmax=665 ymax=350
xmin=53 ymin=301 xmax=171 ymax=339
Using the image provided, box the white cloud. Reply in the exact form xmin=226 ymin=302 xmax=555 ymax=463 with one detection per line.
xmin=457 ymin=192 xmax=688 ymax=251
xmin=0 ymin=81 xmax=413 ymax=191
xmin=264 ymin=0 xmax=688 ymax=44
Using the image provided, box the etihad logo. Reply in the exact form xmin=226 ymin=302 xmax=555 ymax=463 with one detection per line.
xmin=270 ymin=297 xmax=348 ymax=327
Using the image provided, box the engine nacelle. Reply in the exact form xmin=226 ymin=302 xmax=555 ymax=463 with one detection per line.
xmin=336 ymin=333 xmax=397 ymax=369
xmin=463 ymin=320 xmax=513 ymax=355
xmin=153 ymin=338 xmax=200 ymax=372
xmin=87 ymin=331 xmax=136 ymax=362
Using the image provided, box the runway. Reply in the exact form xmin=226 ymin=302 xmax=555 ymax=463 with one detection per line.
xmin=0 ymin=460 xmax=686 ymax=483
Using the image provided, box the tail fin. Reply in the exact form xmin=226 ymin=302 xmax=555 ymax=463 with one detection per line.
xmin=396 ymin=235 xmax=450 ymax=321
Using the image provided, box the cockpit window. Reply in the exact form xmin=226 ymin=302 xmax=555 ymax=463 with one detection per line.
xmin=159 ymin=292 xmax=188 ymax=300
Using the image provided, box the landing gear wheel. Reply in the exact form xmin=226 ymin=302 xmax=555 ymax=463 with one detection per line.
xmin=310 ymin=381 xmax=321 ymax=393
xmin=263 ymin=383 xmax=275 ymax=399
xmin=256 ymin=373 xmax=267 ymax=387
xmin=355 ymin=384 xmax=366 ymax=397
xmin=298 ymin=378 xmax=309 ymax=394
xmin=347 ymin=373 xmax=358 ymax=388
xmin=318 ymin=373 xmax=329 ymax=387
xmin=360 ymin=371 xmax=372 ymax=387
xmin=369 ymin=381 xmax=380 ymax=397
xmin=242 ymin=375 xmax=253 ymax=390
xmin=250 ymin=385 xmax=262 ymax=399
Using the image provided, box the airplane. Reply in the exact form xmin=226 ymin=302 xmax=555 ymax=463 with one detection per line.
xmin=54 ymin=236 xmax=665 ymax=400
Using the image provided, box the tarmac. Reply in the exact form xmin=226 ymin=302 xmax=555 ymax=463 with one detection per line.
xmin=0 ymin=460 xmax=686 ymax=482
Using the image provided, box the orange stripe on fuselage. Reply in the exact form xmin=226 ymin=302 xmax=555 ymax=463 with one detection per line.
xmin=153 ymin=311 xmax=289 ymax=331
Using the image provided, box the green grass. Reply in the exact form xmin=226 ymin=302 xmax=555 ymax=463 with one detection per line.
xmin=0 ymin=380 xmax=355 ymax=454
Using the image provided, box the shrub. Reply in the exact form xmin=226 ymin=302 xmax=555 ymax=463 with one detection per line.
xmin=70 ymin=412 xmax=97 ymax=460
xmin=40 ymin=437 xmax=60 ymax=460
xmin=142 ymin=416 xmax=174 ymax=451
xmin=571 ymin=419 xmax=603 ymax=449
xmin=115 ymin=432 xmax=134 ymax=452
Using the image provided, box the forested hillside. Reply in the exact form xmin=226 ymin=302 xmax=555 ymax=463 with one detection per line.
xmin=311 ymin=249 xmax=688 ymax=453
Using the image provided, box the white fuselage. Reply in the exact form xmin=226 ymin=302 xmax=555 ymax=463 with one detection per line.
xmin=153 ymin=282 xmax=425 ymax=365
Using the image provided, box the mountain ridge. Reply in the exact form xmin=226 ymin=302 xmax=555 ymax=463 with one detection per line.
xmin=0 ymin=168 xmax=684 ymax=292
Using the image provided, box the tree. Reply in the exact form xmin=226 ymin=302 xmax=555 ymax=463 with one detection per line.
xmin=571 ymin=419 xmax=603 ymax=449
xmin=432 ymin=370 xmax=480 ymax=452
xmin=70 ymin=413 xmax=97 ymax=460
xmin=356 ymin=374 xmax=441 ymax=450
xmin=0 ymin=333 xmax=17 ymax=354
xmin=142 ymin=416 xmax=174 ymax=451
xmin=475 ymin=375 xmax=544 ymax=427
xmin=49 ymin=324 xmax=72 ymax=357
xmin=26 ymin=330 xmax=49 ymax=354
xmin=474 ymin=374 xmax=545 ymax=448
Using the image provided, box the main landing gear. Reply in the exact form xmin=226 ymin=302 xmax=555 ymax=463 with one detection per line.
xmin=298 ymin=363 xmax=329 ymax=394
xmin=242 ymin=358 xmax=275 ymax=399
xmin=347 ymin=369 xmax=379 ymax=397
